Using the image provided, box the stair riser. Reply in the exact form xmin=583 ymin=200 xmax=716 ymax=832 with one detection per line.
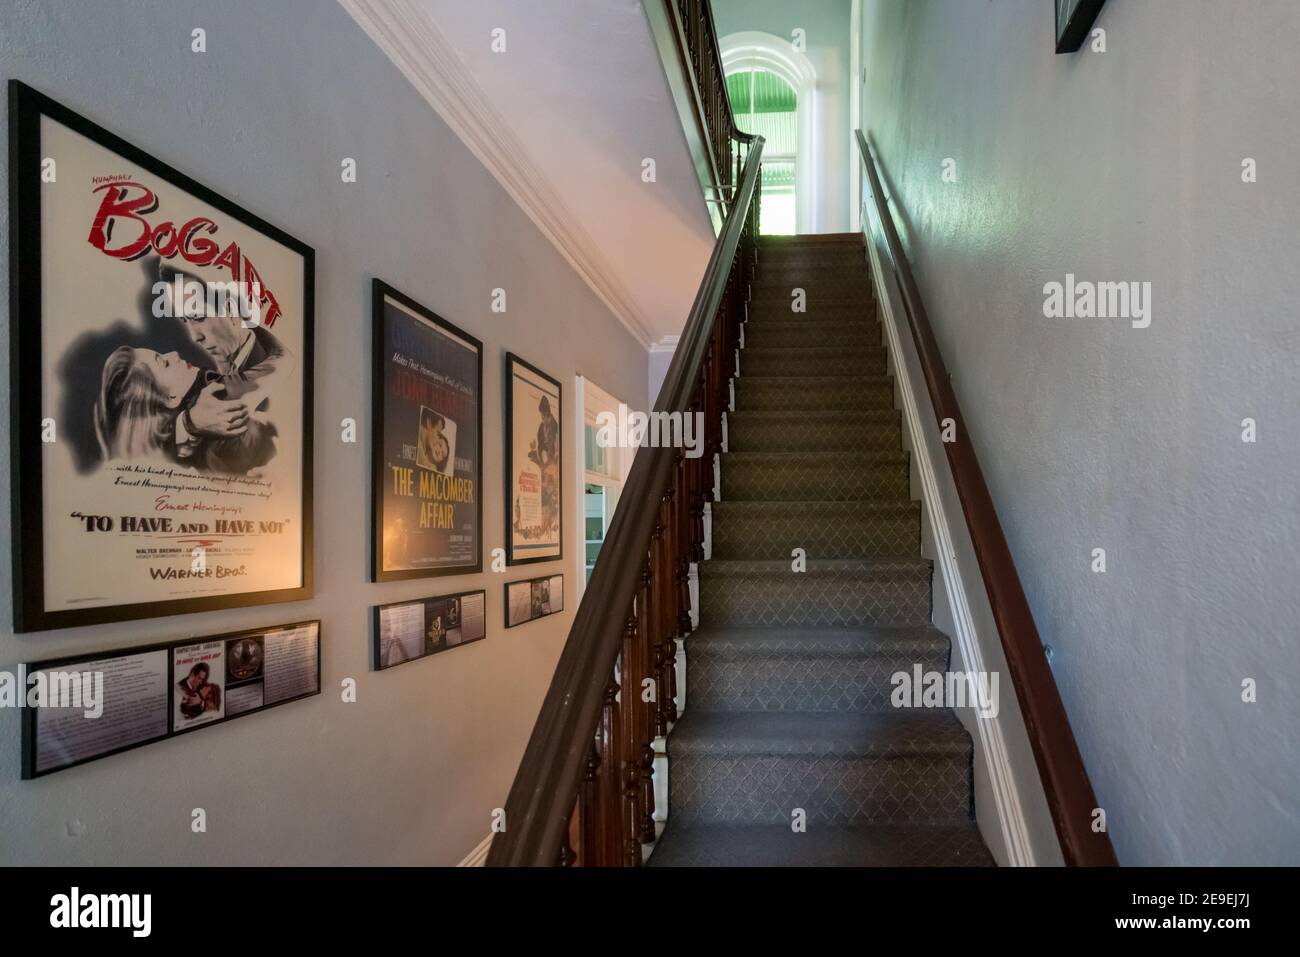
xmin=687 ymin=649 xmax=950 ymax=712
xmin=754 ymin=265 xmax=870 ymax=286
xmin=743 ymin=324 xmax=878 ymax=350
xmin=750 ymin=285 xmax=873 ymax=307
xmin=669 ymin=752 xmax=973 ymax=826
xmin=721 ymin=460 xmax=910 ymax=501
xmin=733 ymin=379 xmax=894 ymax=412
xmin=699 ymin=571 xmax=931 ymax=627
xmin=741 ymin=350 xmax=886 ymax=377
xmin=711 ymin=510 xmax=919 ymax=560
xmin=728 ymin=418 xmax=901 ymax=453
xmin=746 ymin=300 xmax=876 ymax=322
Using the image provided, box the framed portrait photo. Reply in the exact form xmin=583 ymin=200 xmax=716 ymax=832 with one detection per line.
xmin=505 ymin=354 xmax=562 ymax=565
xmin=371 ymin=280 xmax=483 ymax=581
xmin=8 ymin=81 xmax=314 ymax=632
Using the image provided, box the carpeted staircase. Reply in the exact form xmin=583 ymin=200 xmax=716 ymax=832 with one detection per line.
xmin=648 ymin=233 xmax=995 ymax=867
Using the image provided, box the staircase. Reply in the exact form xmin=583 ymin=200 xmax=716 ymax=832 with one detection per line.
xmin=648 ymin=234 xmax=995 ymax=867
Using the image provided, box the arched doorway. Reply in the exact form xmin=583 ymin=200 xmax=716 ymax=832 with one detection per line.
xmin=726 ymin=69 xmax=798 ymax=234
xmin=720 ymin=31 xmax=817 ymax=235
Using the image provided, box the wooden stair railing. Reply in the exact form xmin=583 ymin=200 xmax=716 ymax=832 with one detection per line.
xmin=487 ymin=139 xmax=763 ymax=867
xmin=855 ymin=129 xmax=1118 ymax=866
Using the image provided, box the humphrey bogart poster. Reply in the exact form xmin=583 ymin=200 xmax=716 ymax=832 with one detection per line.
xmin=8 ymin=82 xmax=314 ymax=631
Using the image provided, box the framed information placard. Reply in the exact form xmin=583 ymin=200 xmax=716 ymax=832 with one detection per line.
xmin=21 ymin=620 xmax=321 ymax=779
xmin=504 ymin=574 xmax=565 ymax=629
xmin=505 ymin=354 xmax=562 ymax=565
xmin=373 ymin=588 xmax=487 ymax=670
xmin=8 ymin=81 xmax=314 ymax=632
xmin=371 ymin=280 xmax=483 ymax=581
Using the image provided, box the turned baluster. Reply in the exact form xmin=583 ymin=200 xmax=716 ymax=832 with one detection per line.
xmin=637 ymin=557 xmax=657 ymax=844
xmin=619 ymin=611 xmax=644 ymax=866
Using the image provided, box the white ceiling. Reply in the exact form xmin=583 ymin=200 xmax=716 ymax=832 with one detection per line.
xmin=341 ymin=0 xmax=718 ymax=347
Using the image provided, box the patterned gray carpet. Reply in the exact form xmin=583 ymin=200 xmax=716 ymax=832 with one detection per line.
xmin=649 ymin=235 xmax=995 ymax=868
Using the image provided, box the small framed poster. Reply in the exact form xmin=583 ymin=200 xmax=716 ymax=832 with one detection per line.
xmin=373 ymin=588 xmax=487 ymax=669
xmin=505 ymin=354 xmax=562 ymax=565
xmin=1054 ymin=0 xmax=1106 ymax=53
xmin=8 ymin=80 xmax=314 ymax=632
xmin=371 ymin=280 xmax=483 ymax=581
xmin=505 ymin=574 xmax=565 ymax=629
xmin=21 ymin=620 xmax=321 ymax=779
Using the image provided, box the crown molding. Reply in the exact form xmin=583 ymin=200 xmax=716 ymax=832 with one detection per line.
xmin=340 ymin=0 xmax=656 ymax=348
xmin=649 ymin=335 xmax=679 ymax=353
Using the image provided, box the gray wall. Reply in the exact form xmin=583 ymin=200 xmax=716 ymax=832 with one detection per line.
xmin=714 ymin=0 xmax=853 ymax=233
xmin=0 ymin=0 xmax=647 ymax=864
xmin=861 ymin=0 xmax=1300 ymax=864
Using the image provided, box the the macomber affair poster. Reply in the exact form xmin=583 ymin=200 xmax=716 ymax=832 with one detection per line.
xmin=379 ymin=294 xmax=480 ymax=572
xmin=38 ymin=116 xmax=306 ymax=613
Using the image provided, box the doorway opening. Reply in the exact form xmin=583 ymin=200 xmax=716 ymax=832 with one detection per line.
xmin=726 ymin=69 xmax=797 ymax=235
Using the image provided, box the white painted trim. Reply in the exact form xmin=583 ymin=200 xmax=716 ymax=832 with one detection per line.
xmin=849 ymin=0 xmax=862 ymax=232
xmin=650 ymin=335 xmax=680 ymax=354
xmin=861 ymin=220 xmax=1036 ymax=868
xmin=339 ymin=0 xmax=656 ymax=347
xmin=458 ymin=833 xmax=493 ymax=866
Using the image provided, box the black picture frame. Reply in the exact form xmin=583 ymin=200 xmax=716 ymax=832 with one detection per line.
xmin=371 ymin=587 xmax=487 ymax=670
xmin=1055 ymin=0 xmax=1106 ymax=54
xmin=370 ymin=279 xmax=484 ymax=582
xmin=504 ymin=573 xmax=565 ymax=629
xmin=8 ymin=80 xmax=315 ymax=632
xmin=21 ymin=619 xmax=322 ymax=779
xmin=504 ymin=353 xmax=563 ymax=566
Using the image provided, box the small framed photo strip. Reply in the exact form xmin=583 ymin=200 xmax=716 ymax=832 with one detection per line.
xmin=373 ymin=588 xmax=487 ymax=670
xmin=505 ymin=353 xmax=563 ymax=565
xmin=21 ymin=620 xmax=321 ymax=779
xmin=505 ymin=574 xmax=565 ymax=629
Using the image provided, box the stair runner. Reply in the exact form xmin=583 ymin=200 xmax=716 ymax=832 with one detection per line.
xmin=649 ymin=234 xmax=995 ymax=867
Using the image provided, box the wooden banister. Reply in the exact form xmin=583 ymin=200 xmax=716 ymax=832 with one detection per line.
xmin=486 ymin=125 xmax=763 ymax=866
xmin=855 ymin=128 xmax=1118 ymax=866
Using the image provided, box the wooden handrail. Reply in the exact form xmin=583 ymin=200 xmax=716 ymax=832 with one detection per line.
xmin=855 ymin=129 xmax=1118 ymax=866
xmin=486 ymin=132 xmax=764 ymax=867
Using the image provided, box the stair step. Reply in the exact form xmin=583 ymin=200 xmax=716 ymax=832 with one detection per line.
xmin=740 ymin=346 xmax=886 ymax=378
xmin=711 ymin=501 xmax=919 ymax=560
xmin=746 ymin=298 xmax=876 ymax=322
xmin=648 ymin=822 xmax=994 ymax=867
xmin=721 ymin=451 xmax=910 ymax=501
xmin=754 ymin=258 xmax=869 ymax=283
xmin=732 ymin=375 xmax=894 ymax=412
xmin=750 ymin=279 xmax=872 ymax=305
xmin=686 ymin=625 xmax=950 ymax=712
xmin=699 ymin=558 xmax=931 ymax=627
xmin=727 ymin=409 xmax=901 ymax=453
xmin=666 ymin=710 xmax=974 ymax=826
xmin=743 ymin=319 xmax=878 ymax=350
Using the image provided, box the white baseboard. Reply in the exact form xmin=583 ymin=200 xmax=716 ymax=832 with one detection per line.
xmin=861 ymin=221 xmax=1037 ymax=868
xmin=458 ymin=833 xmax=494 ymax=867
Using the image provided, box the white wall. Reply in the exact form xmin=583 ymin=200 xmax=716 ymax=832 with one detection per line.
xmin=0 ymin=0 xmax=647 ymax=865
xmin=714 ymin=0 xmax=853 ymax=233
xmin=861 ymin=0 xmax=1300 ymax=865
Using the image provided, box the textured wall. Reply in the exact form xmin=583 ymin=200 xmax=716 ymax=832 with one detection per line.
xmin=861 ymin=0 xmax=1300 ymax=864
xmin=0 ymin=0 xmax=647 ymax=864
xmin=714 ymin=0 xmax=853 ymax=233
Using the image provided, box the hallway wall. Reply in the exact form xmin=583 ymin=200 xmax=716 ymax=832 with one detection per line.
xmin=0 ymin=0 xmax=647 ymax=864
xmin=860 ymin=0 xmax=1300 ymax=864
xmin=714 ymin=0 xmax=853 ymax=234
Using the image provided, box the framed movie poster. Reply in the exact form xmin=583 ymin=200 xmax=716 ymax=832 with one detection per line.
xmin=8 ymin=81 xmax=314 ymax=632
xmin=372 ymin=588 xmax=486 ymax=670
xmin=505 ymin=354 xmax=562 ymax=565
xmin=505 ymin=573 xmax=564 ymax=629
xmin=371 ymin=280 xmax=483 ymax=581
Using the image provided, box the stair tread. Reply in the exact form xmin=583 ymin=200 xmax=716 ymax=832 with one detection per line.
xmin=648 ymin=821 xmax=994 ymax=867
xmin=687 ymin=624 xmax=948 ymax=657
xmin=729 ymin=408 xmax=897 ymax=421
xmin=702 ymin=557 xmax=929 ymax=573
xmin=668 ymin=709 xmax=971 ymax=758
xmin=723 ymin=449 xmax=907 ymax=464
xmin=712 ymin=500 xmax=916 ymax=513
